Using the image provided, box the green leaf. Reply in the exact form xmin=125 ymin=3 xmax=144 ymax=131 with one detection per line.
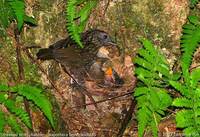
xmin=7 ymin=115 xmax=23 ymax=133
xmin=4 ymin=99 xmax=32 ymax=129
xmin=190 ymin=68 xmax=200 ymax=88
xmin=11 ymin=84 xmax=55 ymax=129
xmin=181 ymin=15 xmax=200 ymax=86
xmin=173 ymin=98 xmax=192 ymax=108
xmin=66 ymin=0 xmax=98 ymax=47
xmin=190 ymin=0 xmax=199 ymax=7
xmin=0 ymin=110 xmax=5 ymax=132
xmin=137 ymin=106 xmax=151 ymax=137
xmin=176 ymin=110 xmax=194 ymax=128
xmin=8 ymin=0 xmax=25 ymax=30
xmin=184 ymin=127 xmax=200 ymax=137
xmin=188 ymin=16 xmax=200 ymax=25
xmin=151 ymin=113 xmax=159 ymax=137
xmin=0 ymin=93 xmax=7 ymax=103
xmin=134 ymin=87 xmax=149 ymax=97
xmin=0 ymin=84 xmax=9 ymax=91
xmin=24 ymin=15 xmax=37 ymax=26
xmin=169 ymin=81 xmax=190 ymax=97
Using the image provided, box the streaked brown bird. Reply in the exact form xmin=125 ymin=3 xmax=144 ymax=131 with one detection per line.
xmin=36 ymin=29 xmax=123 ymax=89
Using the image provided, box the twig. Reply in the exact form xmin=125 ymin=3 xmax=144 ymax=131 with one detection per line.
xmin=62 ymin=67 xmax=98 ymax=109
xmin=23 ymin=45 xmax=41 ymax=49
xmin=14 ymin=28 xmax=33 ymax=132
xmin=69 ymin=90 xmax=134 ymax=109
xmin=22 ymin=48 xmax=66 ymax=103
xmin=103 ymin=0 xmax=110 ymax=16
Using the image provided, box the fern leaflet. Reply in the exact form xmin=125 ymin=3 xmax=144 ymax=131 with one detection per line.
xmin=66 ymin=0 xmax=98 ymax=48
xmin=190 ymin=0 xmax=199 ymax=7
xmin=8 ymin=0 xmax=25 ymax=30
xmin=7 ymin=115 xmax=23 ymax=133
xmin=4 ymin=99 xmax=32 ymax=129
xmin=134 ymin=38 xmax=176 ymax=136
xmin=11 ymin=84 xmax=55 ymax=129
xmin=0 ymin=110 xmax=5 ymax=132
xmin=181 ymin=16 xmax=200 ymax=86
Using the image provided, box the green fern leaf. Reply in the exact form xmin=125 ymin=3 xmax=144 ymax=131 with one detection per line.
xmin=176 ymin=110 xmax=194 ymax=128
xmin=135 ymin=68 xmax=160 ymax=79
xmin=190 ymin=0 xmax=199 ymax=7
xmin=11 ymin=84 xmax=55 ymax=129
xmin=154 ymin=88 xmax=172 ymax=109
xmin=137 ymin=106 xmax=151 ymax=137
xmin=169 ymin=81 xmax=190 ymax=97
xmin=7 ymin=115 xmax=23 ymax=133
xmin=134 ymin=38 xmax=174 ymax=136
xmin=173 ymin=98 xmax=192 ymax=108
xmin=135 ymin=87 xmax=172 ymax=137
xmin=0 ymin=84 xmax=9 ymax=91
xmin=0 ymin=0 xmax=13 ymax=29
xmin=134 ymin=57 xmax=154 ymax=71
xmin=151 ymin=113 xmax=161 ymax=137
xmin=4 ymin=99 xmax=32 ymax=129
xmin=24 ymin=15 xmax=37 ymax=26
xmin=78 ymin=1 xmax=97 ymax=23
xmin=134 ymin=87 xmax=149 ymax=97
xmin=8 ymin=0 xmax=25 ymax=30
xmin=0 ymin=110 xmax=5 ymax=132
xmin=184 ymin=127 xmax=200 ymax=137
xmin=140 ymin=38 xmax=169 ymax=66
xmin=181 ymin=15 xmax=200 ymax=86
xmin=66 ymin=0 xmax=98 ymax=48
xmin=190 ymin=68 xmax=200 ymax=88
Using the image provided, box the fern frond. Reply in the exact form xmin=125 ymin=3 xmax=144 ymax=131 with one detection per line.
xmin=181 ymin=15 xmax=200 ymax=86
xmin=134 ymin=38 xmax=174 ymax=136
xmin=0 ymin=0 xmax=36 ymax=36
xmin=0 ymin=84 xmax=55 ymax=129
xmin=137 ymin=106 xmax=151 ymax=137
xmin=8 ymin=0 xmax=25 ymax=30
xmin=190 ymin=0 xmax=199 ymax=7
xmin=0 ymin=92 xmax=32 ymax=129
xmin=173 ymin=87 xmax=200 ymax=135
xmin=7 ymin=115 xmax=23 ymax=133
xmin=140 ymin=38 xmax=169 ymax=66
xmin=4 ymin=99 xmax=32 ymax=129
xmin=135 ymin=38 xmax=175 ymax=88
xmin=0 ymin=84 xmax=9 ymax=91
xmin=11 ymin=84 xmax=55 ymax=129
xmin=190 ymin=68 xmax=200 ymax=88
xmin=176 ymin=109 xmax=194 ymax=128
xmin=173 ymin=98 xmax=192 ymax=108
xmin=169 ymin=81 xmax=190 ymax=97
xmin=0 ymin=110 xmax=5 ymax=132
xmin=66 ymin=0 xmax=82 ymax=47
xmin=0 ymin=0 xmax=14 ymax=29
xmin=134 ymin=87 xmax=172 ymax=137
xmin=66 ymin=0 xmax=98 ymax=48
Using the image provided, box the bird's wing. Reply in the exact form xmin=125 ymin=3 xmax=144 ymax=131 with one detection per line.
xmin=49 ymin=37 xmax=72 ymax=49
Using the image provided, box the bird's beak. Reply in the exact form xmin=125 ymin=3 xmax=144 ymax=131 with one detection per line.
xmin=108 ymin=41 xmax=117 ymax=46
xmin=108 ymin=38 xmax=117 ymax=46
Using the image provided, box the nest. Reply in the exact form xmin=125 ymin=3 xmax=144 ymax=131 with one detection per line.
xmin=85 ymin=55 xmax=136 ymax=97
xmin=52 ymin=46 xmax=136 ymax=136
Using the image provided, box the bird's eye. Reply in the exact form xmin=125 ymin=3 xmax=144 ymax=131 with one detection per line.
xmin=103 ymin=34 xmax=108 ymax=39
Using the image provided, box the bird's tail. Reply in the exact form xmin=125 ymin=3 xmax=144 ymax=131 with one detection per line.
xmin=36 ymin=48 xmax=54 ymax=60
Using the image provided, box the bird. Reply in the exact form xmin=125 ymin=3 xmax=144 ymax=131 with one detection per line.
xmin=36 ymin=29 xmax=124 ymax=91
